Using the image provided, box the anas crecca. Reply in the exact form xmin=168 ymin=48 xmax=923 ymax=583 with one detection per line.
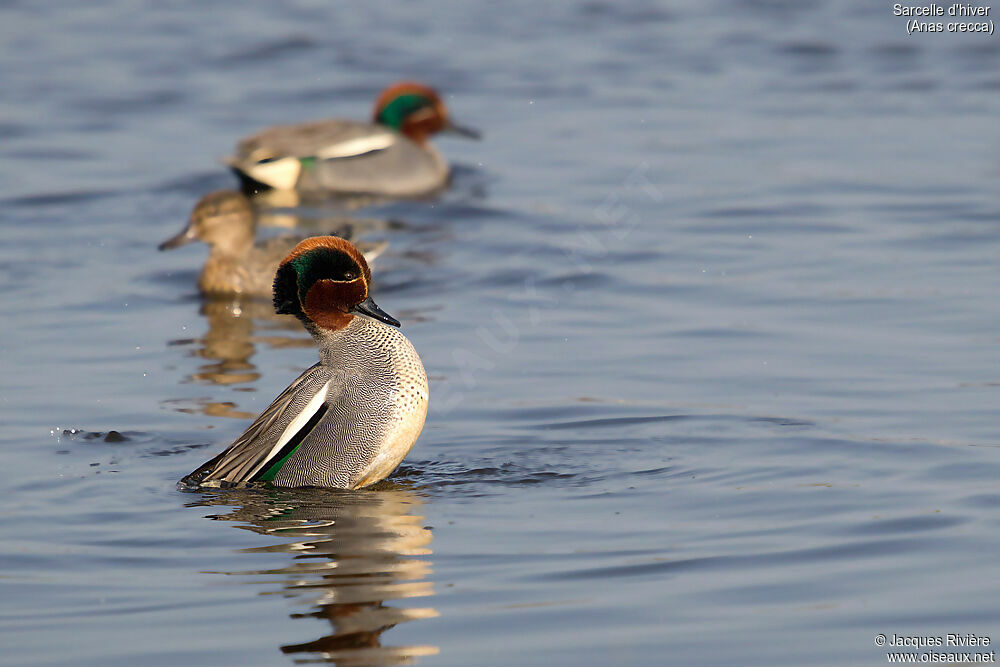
xmin=159 ymin=190 xmax=386 ymax=298
xmin=183 ymin=236 xmax=428 ymax=489
xmin=225 ymin=81 xmax=479 ymax=199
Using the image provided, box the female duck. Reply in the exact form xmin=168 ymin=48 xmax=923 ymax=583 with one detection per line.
xmin=159 ymin=190 xmax=385 ymax=298
xmin=184 ymin=236 xmax=428 ymax=489
xmin=225 ymin=81 xmax=479 ymax=199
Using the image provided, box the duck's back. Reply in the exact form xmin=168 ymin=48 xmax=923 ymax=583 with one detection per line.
xmin=198 ymin=239 xmax=293 ymax=298
xmin=235 ymin=119 xmax=380 ymax=160
xmin=236 ymin=119 xmax=449 ymax=197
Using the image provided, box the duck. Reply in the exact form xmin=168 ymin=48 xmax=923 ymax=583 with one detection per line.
xmin=225 ymin=81 xmax=479 ymax=199
xmin=159 ymin=190 xmax=387 ymax=298
xmin=183 ymin=236 xmax=428 ymax=489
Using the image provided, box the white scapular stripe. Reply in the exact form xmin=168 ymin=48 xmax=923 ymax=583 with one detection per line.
xmin=316 ymin=133 xmax=395 ymax=159
xmin=247 ymin=380 xmax=330 ymax=480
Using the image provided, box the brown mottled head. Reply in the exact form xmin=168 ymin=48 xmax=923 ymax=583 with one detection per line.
xmin=158 ymin=190 xmax=255 ymax=254
xmin=273 ymin=236 xmax=400 ymax=332
xmin=372 ymin=81 xmax=480 ymax=144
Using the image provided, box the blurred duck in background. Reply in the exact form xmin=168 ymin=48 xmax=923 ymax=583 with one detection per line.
xmin=225 ymin=81 xmax=479 ymax=200
xmin=159 ymin=190 xmax=386 ymax=299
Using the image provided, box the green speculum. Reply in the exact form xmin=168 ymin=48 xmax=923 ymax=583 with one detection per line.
xmin=258 ymin=447 xmax=299 ymax=482
xmin=254 ymin=402 xmax=330 ymax=483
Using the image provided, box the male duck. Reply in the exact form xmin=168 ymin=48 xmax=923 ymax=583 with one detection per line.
xmin=225 ymin=81 xmax=479 ymax=199
xmin=183 ymin=236 xmax=428 ymax=489
xmin=159 ymin=190 xmax=386 ymax=298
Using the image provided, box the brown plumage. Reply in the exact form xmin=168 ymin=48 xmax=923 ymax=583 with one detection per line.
xmin=159 ymin=190 xmax=385 ymax=298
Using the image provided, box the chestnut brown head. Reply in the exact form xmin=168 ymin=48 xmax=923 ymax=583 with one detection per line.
xmin=372 ymin=81 xmax=480 ymax=144
xmin=273 ymin=236 xmax=399 ymax=331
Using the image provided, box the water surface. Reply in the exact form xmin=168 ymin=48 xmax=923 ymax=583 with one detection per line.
xmin=1 ymin=1 xmax=999 ymax=665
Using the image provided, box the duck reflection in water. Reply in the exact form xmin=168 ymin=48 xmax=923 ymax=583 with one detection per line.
xmin=187 ymin=486 xmax=438 ymax=665
xmin=181 ymin=298 xmax=311 ymax=387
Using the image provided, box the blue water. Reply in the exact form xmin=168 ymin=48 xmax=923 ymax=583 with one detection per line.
xmin=2 ymin=1 xmax=1000 ymax=665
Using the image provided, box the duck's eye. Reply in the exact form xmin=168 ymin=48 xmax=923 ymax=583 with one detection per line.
xmin=343 ymin=271 xmax=356 ymax=280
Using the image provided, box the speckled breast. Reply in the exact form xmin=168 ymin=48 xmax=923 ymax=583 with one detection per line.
xmin=345 ymin=317 xmax=429 ymax=488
